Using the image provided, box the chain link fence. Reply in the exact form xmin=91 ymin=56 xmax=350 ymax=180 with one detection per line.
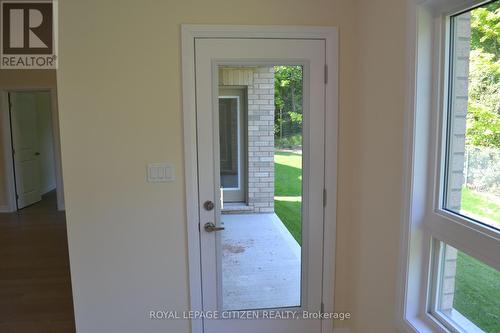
xmin=464 ymin=145 xmax=500 ymax=195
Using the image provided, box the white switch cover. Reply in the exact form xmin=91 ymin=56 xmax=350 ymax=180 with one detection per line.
xmin=147 ymin=163 xmax=174 ymax=182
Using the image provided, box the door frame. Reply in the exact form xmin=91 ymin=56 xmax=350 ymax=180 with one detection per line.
xmin=0 ymin=87 xmax=65 ymax=212
xmin=181 ymin=25 xmax=338 ymax=333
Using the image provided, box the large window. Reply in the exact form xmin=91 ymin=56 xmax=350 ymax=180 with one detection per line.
xmin=400 ymin=1 xmax=500 ymax=333
xmin=433 ymin=2 xmax=500 ymax=332
xmin=443 ymin=1 xmax=500 ymax=231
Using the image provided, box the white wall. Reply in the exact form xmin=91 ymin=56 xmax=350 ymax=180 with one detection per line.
xmin=36 ymin=92 xmax=57 ymax=194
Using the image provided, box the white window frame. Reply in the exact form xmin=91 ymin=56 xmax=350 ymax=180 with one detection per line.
xmin=398 ymin=1 xmax=500 ymax=333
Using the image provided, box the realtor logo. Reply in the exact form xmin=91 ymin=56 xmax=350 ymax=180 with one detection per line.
xmin=1 ymin=0 xmax=57 ymax=69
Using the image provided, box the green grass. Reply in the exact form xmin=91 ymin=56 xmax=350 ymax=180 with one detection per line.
xmin=454 ymin=251 xmax=500 ymax=332
xmin=274 ymin=200 xmax=302 ymax=244
xmin=274 ymin=150 xmax=500 ymax=331
xmin=454 ymin=187 xmax=500 ymax=332
xmin=274 ymin=151 xmax=302 ymax=244
xmin=461 ymin=187 xmax=500 ymax=228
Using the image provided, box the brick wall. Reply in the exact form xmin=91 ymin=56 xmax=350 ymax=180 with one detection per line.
xmin=441 ymin=13 xmax=471 ymax=313
xmin=219 ymin=66 xmax=275 ymax=213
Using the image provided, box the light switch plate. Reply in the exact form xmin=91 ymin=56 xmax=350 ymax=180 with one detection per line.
xmin=147 ymin=163 xmax=174 ymax=182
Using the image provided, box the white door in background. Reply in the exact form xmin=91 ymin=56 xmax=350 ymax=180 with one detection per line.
xmin=196 ymin=38 xmax=326 ymax=333
xmin=219 ymin=88 xmax=246 ymax=203
xmin=9 ymin=92 xmax=42 ymax=209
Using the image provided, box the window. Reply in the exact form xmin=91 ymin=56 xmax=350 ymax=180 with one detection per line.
xmin=443 ymin=2 xmax=500 ymax=231
xmin=431 ymin=242 xmax=500 ymax=333
xmin=399 ymin=1 xmax=500 ymax=333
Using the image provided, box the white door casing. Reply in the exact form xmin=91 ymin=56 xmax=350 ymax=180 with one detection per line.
xmin=182 ymin=25 xmax=338 ymax=333
xmin=196 ymin=38 xmax=325 ymax=333
xmin=9 ymin=92 xmax=42 ymax=209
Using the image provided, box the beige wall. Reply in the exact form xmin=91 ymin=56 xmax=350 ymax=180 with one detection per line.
xmin=0 ymin=70 xmax=56 ymax=209
xmin=56 ymin=0 xmax=407 ymax=332
xmin=336 ymin=1 xmax=406 ymax=332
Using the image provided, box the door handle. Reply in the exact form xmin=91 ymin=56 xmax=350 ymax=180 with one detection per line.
xmin=204 ymin=222 xmax=225 ymax=232
xmin=35 ymin=152 xmax=40 ymax=156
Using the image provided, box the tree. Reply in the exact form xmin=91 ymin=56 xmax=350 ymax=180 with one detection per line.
xmin=466 ymin=2 xmax=500 ymax=149
xmin=274 ymin=66 xmax=303 ymax=139
xmin=470 ymin=2 xmax=500 ymax=61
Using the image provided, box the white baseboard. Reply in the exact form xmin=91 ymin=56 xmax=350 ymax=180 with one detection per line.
xmin=333 ymin=328 xmax=351 ymax=333
xmin=0 ymin=205 xmax=12 ymax=213
xmin=41 ymin=185 xmax=57 ymax=195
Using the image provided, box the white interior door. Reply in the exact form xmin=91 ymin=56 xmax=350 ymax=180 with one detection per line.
xmin=219 ymin=88 xmax=246 ymax=203
xmin=9 ymin=92 xmax=42 ymax=209
xmin=196 ymin=38 xmax=326 ymax=333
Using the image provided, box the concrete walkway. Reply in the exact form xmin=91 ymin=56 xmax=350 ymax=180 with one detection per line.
xmin=221 ymin=213 xmax=301 ymax=311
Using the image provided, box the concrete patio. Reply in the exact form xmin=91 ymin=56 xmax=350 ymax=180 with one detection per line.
xmin=221 ymin=213 xmax=301 ymax=311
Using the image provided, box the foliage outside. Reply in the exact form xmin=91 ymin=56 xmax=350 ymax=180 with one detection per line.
xmin=274 ymin=66 xmax=303 ymax=149
xmin=466 ymin=1 xmax=500 ymax=151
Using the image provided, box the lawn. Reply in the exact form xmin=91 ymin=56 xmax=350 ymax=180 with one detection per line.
xmin=455 ymin=187 xmax=500 ymax=332
xmin=454 ymin=251 xmax=500 ymax=332
xmin=274 ymin=150 xmax=500 ymax=331
xmin=274 ymin=151 xmax=302 ymax=244
xmin=461 ymin=187 xmax=500 ymax=229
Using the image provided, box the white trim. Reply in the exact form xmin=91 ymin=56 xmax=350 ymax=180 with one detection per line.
xmin=0 ymin=87 xmax=65 ymax=212
xmin=218 ymin=95 xmax=242 ymax=192
xmin=181 ymin=25 xmax=338 ymax=333
xmin=0 ymin=91 xmax=16 ymax=212
xmin=321 ymin=25 xmax=338 ymax=333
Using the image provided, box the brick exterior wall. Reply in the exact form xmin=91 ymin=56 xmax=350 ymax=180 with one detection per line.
xmin=441 ymin=13 xmax=470 ymax=313
xmin=219 ymin=66 xmax=275 ymax=213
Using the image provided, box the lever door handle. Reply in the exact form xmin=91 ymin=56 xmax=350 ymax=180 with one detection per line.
xmin=204 ymin=222 xmax=225 ymax=232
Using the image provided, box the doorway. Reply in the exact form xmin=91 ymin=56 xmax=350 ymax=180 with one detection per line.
xmin=219 ymin=87 xmax=246 ymax=204
xmin=0 ymin=89 xmax=74 ymax=331
xmin=182 ymin=26 xmax=338 ymax=333
xmin=1 ymin=90 xmax=64 ymax=211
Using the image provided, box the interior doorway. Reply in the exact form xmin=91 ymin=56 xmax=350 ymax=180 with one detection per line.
xmin=1 ymin=89 xmax=64 ymax=211
xmin=0 ymin=88 xmax=74 ymax=331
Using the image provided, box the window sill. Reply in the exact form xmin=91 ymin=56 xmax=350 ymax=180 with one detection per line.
xmin=400 ymin=313 xmax=451 ymax=333
xmin=434 ymin=309 xmax=486 ymax=333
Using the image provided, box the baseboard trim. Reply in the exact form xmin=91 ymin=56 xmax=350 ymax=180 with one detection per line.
xmin=41 ymin=186 xmax=57 ymax=196
xmin=333 ymin=328 xmax=351 ymax=333
xmin=0 ymin=205 xmax=12 ymax=213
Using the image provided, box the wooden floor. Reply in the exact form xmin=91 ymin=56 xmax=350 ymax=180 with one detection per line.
xmin=0 ymin=191 xmax=75 ymax=333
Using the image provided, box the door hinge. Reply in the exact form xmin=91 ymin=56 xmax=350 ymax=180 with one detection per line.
xmin=320 ymin=302 xmax=324 ymax=314
xmin=324 ymin=64 xmax=328 ymax=84
xmin=198 ymin=222 xmax=201 ymax=232
xmin=16 ymin=194 xmax=19 ymax=200
xmin=323 ymin=188 xmax=327 ymax=207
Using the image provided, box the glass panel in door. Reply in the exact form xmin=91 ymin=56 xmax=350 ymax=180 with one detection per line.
xmin=218 ymin=65 xmax=304 ymax=311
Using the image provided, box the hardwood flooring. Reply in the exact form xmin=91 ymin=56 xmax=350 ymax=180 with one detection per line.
xmin=0 ymin=191 xmax=75 ymax=332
